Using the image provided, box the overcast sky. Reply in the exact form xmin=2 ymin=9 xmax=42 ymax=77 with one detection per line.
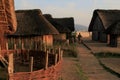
xmin=15 ymin=0 xmax=120 ymax=27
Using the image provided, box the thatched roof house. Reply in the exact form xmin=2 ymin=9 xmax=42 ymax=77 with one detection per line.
xmin=43 ymin=14 xmax=70 ymax=33
xmin=89 ymin=9 xmax=120 ymax=31
xmin=8 ymin=9 xmax=59 ymax=48
xmin=53 ymin=17 xmax=75 ymax=40
xmin=88 ymin=9 xmax=120 ymax=47
xmin=54 ymin=17 xmax=75 ymax=32
xmin=10 ymin=9 xmax=59 ymax=37
xmin=44 ymin=14 xmax=74 ymax=41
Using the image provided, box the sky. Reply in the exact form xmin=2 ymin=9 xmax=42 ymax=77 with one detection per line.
xmin=14 ymin=0 xmax=120 ymax=27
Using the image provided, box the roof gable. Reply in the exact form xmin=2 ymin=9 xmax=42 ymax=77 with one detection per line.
xmin=89 ymin=9 xmax=120 ymax=31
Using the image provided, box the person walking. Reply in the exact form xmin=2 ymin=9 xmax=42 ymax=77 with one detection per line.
xmin=78 ymin=33 xmax=82 ymax=43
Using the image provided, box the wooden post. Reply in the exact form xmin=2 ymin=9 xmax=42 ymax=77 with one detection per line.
xmin=58 ymin=47 xmax=61 ymax=61
xmin=6 ymin=42 xmax=9 ymax=51
xmin=60 ymin=50 xmax=63 ymax=60
xmin=14 ymin=43 xmax=16 ymax=50
xmin=30 ymin=57 xmax=34 ymax=72
xmin=107 ymin=35 xmax=110 ymax=45
xmin=6 ymin=42 xmax=14 ymax=75
xmin=45 ymin=50 xmax=49 ymax=70
xmin=55 ymin=53 xmax=58 ymax=65
xmin=8 ymin=53 xmax=14 ymax=74
xmin=21 ymin=39 xmax=24 ymax=50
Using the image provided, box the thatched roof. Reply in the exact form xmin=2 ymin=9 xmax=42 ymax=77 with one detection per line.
xmin=0 ymin=0 xmax=17 ymax=34
xmin=8 ymin=9 xmax=59 ymax=37
xmin=54 ymin=17 xmax=75 ymax=32
xmin=106 ymin=21 xmax=120 ymax=34
xmin=43 ymin=14 xmax=71 ymax=33
xmin=88 ymin=9 xmax=120 ymax=32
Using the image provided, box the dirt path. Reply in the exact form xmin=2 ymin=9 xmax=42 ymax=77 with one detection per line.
xmin=61 ymin=57 xmax=81 ymax=80
xmin=60 ymin=43 xmax=120 ymax=80
xmin=77 ymin=44 xmax=120 ymax=80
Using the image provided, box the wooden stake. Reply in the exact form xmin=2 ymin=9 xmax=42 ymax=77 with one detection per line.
xmin=22 ymin=42 xmax=24 ymax=50
xmin=45 ymin=50 xmax=49 ymax=70
xmin=60 ymin=50 xmax=63 ymax=60
xmin=30 ymin=57 xmax=34 ymax=72
xmin=8 ymin=53 xmax=14 ymax=74
xmin=55 ymin=53 xmax=58 ymax=65
xmin=14 ymin=44 xmax=16 ymax=50
xmin=58 ymin=47 xmax=61 ymax=61
xmin=6 ymin=42 xmax=8 ymax=51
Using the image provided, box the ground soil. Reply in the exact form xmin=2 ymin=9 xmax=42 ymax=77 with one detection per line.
xmin=60 ymin=57 xmax=81 ymax=80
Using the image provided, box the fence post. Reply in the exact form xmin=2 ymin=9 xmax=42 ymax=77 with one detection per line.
xmin=6 ymin=42 xmax=9 ymax=51
xmin=8 ymin=53 xmax=14 ymax=74
xmin=30 ymin=57 xmax=34 ymax=72
xmin=58 ymin=47 xmax=61 ymax=61
xmin=60 ymin=50 xmax=63 ymax=60
xmin=7 ymin=41 xmax=14 ymax=79
xmin=14 ymin=42 xmax=17 ymax=50
xmin=55 ymin=53 xmax=58 ymax=65
xmin=21 ymin=38 xmax=24 ymax=50
xmin=45 ymin=50 xmax=49 ymax=70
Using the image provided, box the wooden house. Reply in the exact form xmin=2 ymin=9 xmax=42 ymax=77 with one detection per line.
xmin=88 ymin=9 xmax=120 ymax=47
xmin=54 ymin=17 xmax=75 ymax=39
xmin=7 ymin=9 xmax=59 ymax=49
xmin=43 ymin=14 xmax=71 ymax=42
xmin=106 ymin=21 xmax=120 ymax=47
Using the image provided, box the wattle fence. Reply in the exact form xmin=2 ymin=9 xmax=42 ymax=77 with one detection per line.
xmin=0 ymin=38 xmax=63 ymax=80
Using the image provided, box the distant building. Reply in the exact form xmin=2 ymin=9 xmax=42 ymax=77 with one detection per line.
xmin=88 ymin=9 xmax=120 ymax=47
xmin=43 ymin=14 xmax=75 ymax=44
xmin=54 ymin=17 xmax=75 ymax=39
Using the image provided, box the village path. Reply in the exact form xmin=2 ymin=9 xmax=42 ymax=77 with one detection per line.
xmin=60 ymin=57 xmax=81 ymax=80
xmin=77 ymin=43 xmax=120 ymax=80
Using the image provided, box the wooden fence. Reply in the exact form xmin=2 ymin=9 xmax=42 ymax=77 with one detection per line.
xmin=0 ymin=38 xmax=63 ymax=80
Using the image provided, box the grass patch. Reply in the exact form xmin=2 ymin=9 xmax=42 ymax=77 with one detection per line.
xmin=63 ymin=44 xmax=77 ymax=57
xmin=94 ymin=52 xmax=120 ymax=78
xmin=94 ymin=52 xmax=120 ymax=58
xmin=75 ymin=64 xmax=89 ymax=80
xmin=98 ymin=60 xmax=120 ymax=78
